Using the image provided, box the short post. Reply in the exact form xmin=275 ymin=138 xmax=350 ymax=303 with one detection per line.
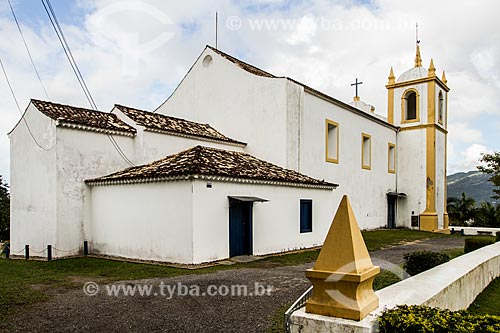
xmin=47 ymin=245 xmax=52 ymax=261
xmin=25 ymin=245 xmax=29 ymax=260
xmin=461 ymin=229 xmax=465 ymax=236
xmin=83 ymin=240 xmax=88 ymax=256
xmin=5 ymin=244 xmax=9 ymax=259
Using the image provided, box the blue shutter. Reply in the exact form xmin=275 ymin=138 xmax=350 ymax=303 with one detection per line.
xmin=300 ymin=199 xmax=312 ymax=233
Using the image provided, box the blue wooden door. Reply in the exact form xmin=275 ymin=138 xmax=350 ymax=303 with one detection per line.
xmin=229 ymin=199 xmax=253 ymax=257
xmin=387 ymin=195 xmax=396 ymax=229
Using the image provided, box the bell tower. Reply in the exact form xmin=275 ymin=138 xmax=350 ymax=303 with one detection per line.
xmin=386 ymin=44 xmax=450 ymax=232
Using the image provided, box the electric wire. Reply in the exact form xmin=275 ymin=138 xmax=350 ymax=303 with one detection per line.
xmin=7 ymin=0 xmax=50 ymax=100
xmin=1 ymin=57 xmax=55 ymax=151
xmin=40 ymin=0 xmax=94 ymax=109
xmin=40 ymin=0 xmax=135 ymax=166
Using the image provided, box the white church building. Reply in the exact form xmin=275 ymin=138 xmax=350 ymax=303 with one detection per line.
xmin=9 ymin=45 xmax=449 ymax=264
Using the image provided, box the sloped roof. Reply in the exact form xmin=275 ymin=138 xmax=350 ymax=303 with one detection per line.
xmin=31 ymin=99 xmax=136 ymax=135
xmin=86 ymin=145 xmax=337 ymax=189
xmin=206 ymin=46 xmax=398 ymax=131
xmin=115 ymin=104 xmax=246 ymax=146
xmin=208 ymin=46 xmax=276 ymax=78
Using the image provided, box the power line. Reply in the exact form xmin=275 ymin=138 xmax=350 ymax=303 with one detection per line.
xmin=40 ymin=0 xmax=95 ymax=109
xmin=40 ymin=0 xmax=135 ymax=166
xmin=7 ymin=0 xmax=50 ymax=100
xmin=0 ymin=57 xmax=54 ymax=151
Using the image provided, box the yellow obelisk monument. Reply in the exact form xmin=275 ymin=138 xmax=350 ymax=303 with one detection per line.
xmin=305 ymin=195 xmax=380 ymax=321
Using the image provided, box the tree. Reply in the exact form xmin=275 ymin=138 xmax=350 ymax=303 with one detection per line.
xmin=478 ymin=151 xmax=500 ymax=200
xmin=473 ymin=201 xmax=500 ymax=228
xmin=0 ymin=176 xmax=9 ymax=242
xmin=447 ymin=192 xmax=476 ymax=226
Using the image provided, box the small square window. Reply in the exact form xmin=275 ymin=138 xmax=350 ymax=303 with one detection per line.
xmin=362 ymin=133 xmax=371 ymax=170
xmin=300 ymin=199 xmax=312 ymax=233
xmin=325 ymin=120 xmax=339 ymax=163
xmin=388 ymin=143 xmax=396 ymax=173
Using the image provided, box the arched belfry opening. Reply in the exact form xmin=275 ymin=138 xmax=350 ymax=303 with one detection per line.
xmin=404 ymin=90 xmax=418 ymax=121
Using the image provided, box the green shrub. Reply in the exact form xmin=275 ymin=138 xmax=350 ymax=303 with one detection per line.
xmin=464 ymin=237 xmax=495 ymax=253
xmin=379 ymin=305 xmax=500 ymax=333
xmin=403 ymin=251 xmax=449 ymax=276
xmin=496 ymin=231 xmax=500 ymax=243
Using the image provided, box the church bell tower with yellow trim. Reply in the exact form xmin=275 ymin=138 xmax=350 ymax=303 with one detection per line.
xmin=386 ymin=44 xmax=450 ymax=232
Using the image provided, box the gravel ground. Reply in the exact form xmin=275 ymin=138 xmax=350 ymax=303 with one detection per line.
xmin=0 ymin=237 xmax=465 ymax=333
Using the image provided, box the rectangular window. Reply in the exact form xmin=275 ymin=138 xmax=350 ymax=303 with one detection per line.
xmin=325 ymin=120 xmax=339 ymax=163
xmin=388 ymin=143 xmax=396 ymax=173
xmin=300 ymin=199 xmax=312 ymax=233
xmin=362 ymin=133 xmax=371 ymax=170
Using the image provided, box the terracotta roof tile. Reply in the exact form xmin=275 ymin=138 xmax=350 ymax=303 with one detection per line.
xmin=87 ymin=145 xmax=337 ymax=188
xmin=32 ymin=99 xmax=136 ymax=134
xmin=115 ymin=105 xmax=246 ymax=146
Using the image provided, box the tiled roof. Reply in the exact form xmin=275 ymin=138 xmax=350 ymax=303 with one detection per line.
xmin=115 ymin=105 xmax=246 ymax=146
xmin=86 ymin=145 xmax=337 ymax=189
xmin=32 ymin=99 xmax=136 ymax=135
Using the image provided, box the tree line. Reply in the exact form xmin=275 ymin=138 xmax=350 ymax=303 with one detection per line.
xmin=0 ymin=175 xmax=9 ymax=242
xmin=448 ymin=152 xmax=500 ymax=227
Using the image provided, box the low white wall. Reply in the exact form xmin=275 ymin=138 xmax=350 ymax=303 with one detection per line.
xmin=450 ymin=226 xmax=500 ymax=236
xmin=191 ymin=180 xmax=337 ymax=264
xmin=90 ymin=181 xmax=194 ymax=264
xmin=290 ymin=241 xmax=500 ymax=333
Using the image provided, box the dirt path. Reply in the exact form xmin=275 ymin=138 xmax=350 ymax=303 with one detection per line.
xmin=0 ymin=237 xmax=464 ymax=333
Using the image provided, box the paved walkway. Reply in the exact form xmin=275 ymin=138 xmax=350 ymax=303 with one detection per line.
xmin=0 ymin=237 xmax=464 ymax=333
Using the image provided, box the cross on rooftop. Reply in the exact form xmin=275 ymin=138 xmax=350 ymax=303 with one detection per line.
xmin=350 ymin=78 xmax=363 ymax=98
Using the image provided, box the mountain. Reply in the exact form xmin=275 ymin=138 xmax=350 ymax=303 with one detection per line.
xmin=447 ymin=171 xmax=496 ymax=204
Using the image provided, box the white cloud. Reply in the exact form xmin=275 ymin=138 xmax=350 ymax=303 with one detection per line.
xmin=447 ymin=122 xmax=483 ymax=144
xmin=285 ymin=15 xmax=318 ymax=45
xmin=450 ymin=144 xmax=493 ymax=173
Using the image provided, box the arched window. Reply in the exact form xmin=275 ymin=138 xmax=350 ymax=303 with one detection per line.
xmin=401 ymin=89 xmax=419 ymax=123
xmin=438 ymin=91 xmax=444 ymax=124
xmin=404 ymin=91 xmax=417 ymax=121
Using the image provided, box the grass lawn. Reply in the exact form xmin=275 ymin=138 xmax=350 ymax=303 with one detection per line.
xmin=0 ymin=229 xmax=454 ymax=323
xmin=468 ymin=277 xmax=500 ymax=316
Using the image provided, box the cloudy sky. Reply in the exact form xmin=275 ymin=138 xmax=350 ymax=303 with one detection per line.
xmin=0 ymin=0 xmax=499 ymax=182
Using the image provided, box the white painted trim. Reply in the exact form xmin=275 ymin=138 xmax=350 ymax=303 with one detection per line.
xmin=56 ymin=121 xmax=136 ymax=137
xmin=86 ymin=174 xmax=337 ymax=190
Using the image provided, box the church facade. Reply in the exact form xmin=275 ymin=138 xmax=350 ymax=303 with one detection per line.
xmin=8 ymin=45 xmax=449 ymax=264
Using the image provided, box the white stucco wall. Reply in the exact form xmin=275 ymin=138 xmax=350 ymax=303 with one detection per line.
xmin=90 ymin=181 xmax=194 ymax=264
xmin=299 ymin=92 xmax=397 ymax=230
xmin=435 ymin=130 xmax=446 ymax=229
xmin=89 ymin=179 xmax=336 ymax=264
xmin=55 ymin=128 xmax=135 ymax=257
xmin=396 ymin=130 xmax=426 ymax=228
xmin=156 ymin=48 xmax=289 ymax=167
xmin=9 ymin=104 xmax=57 ymax=255
xmin=191 ymin=180 xmax=337 ymax=263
